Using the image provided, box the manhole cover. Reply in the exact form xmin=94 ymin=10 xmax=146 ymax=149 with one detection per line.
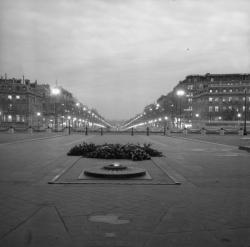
xmin=89 ymin=214 xmax=130 ymax=225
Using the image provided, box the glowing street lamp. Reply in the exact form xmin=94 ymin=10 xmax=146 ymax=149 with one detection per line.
xmin=67 ymin=116 xmax=71 ymax=135
xmin=37 ymin=112 xmax=41 ymax=128
xmin=51 ymin=87 xmax=61 ymax=131
xmin=176 ymin=89 xmax=185 ymax=128
xmin=51 ymin=87 xmax=61 ymax=95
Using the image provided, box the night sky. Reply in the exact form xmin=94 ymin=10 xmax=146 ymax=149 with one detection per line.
xmin=0 ymin=0 xmax=249 ymax=120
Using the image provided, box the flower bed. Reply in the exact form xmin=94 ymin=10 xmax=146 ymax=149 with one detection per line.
xmin=67 ymin=142 xmax=162 ymax=161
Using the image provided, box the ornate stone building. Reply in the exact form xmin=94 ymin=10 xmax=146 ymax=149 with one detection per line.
xmin=0 ymin=77 xmax=44 ymax=128
xmin=173 ymin=73 xmax=250 ymax=125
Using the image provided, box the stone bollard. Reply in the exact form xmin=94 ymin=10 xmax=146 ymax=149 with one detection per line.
xmin=146 ymin=127 xmax=149 ymax=136
xmin=238 ymin=128 xmax=244 ymax=136
xmin=46 ymin=127 xmax=52 ymax=133
xmin=201 ymin=128 xmax=206 ymax=135
xmin=219 ymin=128 xmax=225 ymax=136
xmin=28 ymin=126 xmax=33 ymax=134
xmin=9 ymin=126 xmax=14 ymax=134
xmin=183 ymin=128 xmax=188 ymax=135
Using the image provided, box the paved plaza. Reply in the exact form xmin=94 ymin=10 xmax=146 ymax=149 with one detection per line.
xmin=0 ymin=133 xmax=250 ymax=247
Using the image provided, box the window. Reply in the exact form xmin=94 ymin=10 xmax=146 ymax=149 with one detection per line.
xmin=228 ymin=106 xmax=232 ymax=110
xmin=187 ymin=84 xmax=193 ymax=90
xmin=16 ymin=95 xmax=20 ymax=99
xmin=228 ymin=97 xmax=232 ymax=102
xmin=222 ymin=98 xmax=226 ymax=102
xmin=215 ymin=98 xmax=219 ymax=102
xmin=209 ymin=89 xmax=213 ymax=93
xmin=223 ymin=89 xmax=226 ymax=93
xmin=229 ymin=89 xmax=233 ymax=92
xmin=16 ymin=115 xmax=20 ymax=122
xmin=215 ymin=106 xmax=219 ymax=112
xmin=8 ymin=95 xmax=12 ymax=100
xmin=223 ymin=106 xmax=227 ymax=111
xmin=209 ymin=106 xmax=213 ymax=112
xmin=8 ymin=115 xmax=12 ymax=122
xmin=188 ymin=98 xmax=192 ymax=102
xmin=211 ymin=78 xmax=214 ymax=82
xmin=209 ymin=97 xmax=213 ymax=102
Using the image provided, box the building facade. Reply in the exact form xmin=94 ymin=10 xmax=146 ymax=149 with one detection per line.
xmin=0 ymin=76 xmax=110 ymax=129
xmin=174 ymin=73 xmax=250 ymax=126
xmin=0 ymin=77 xmax=44 ymax=128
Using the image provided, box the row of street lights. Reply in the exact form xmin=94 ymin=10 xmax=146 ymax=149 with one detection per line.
xmin=124 ymin=88 xmax=248 ymax=135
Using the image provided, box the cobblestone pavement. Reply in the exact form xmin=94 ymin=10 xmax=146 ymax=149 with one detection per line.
xmin=0 ymin=133 xmax=249 ymax=246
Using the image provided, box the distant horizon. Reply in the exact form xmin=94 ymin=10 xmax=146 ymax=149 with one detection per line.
xmin=1 ymin=0 xmax=249 ymax=119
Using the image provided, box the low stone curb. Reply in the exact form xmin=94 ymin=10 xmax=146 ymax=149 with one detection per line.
xmin=238 ymin=145 xmax=250 ymax=152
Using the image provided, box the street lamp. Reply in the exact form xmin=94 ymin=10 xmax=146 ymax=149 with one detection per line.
xmin=176 ymin=89 xmax=185 ymax=129
xmin=237 ymin=113 xmax=241 ymax=126
xmin=37 ymin=112 xmax=41 ymax=129
xmin=243 ymin=89 xmax=247 ymax=135
xmin=51 ymin=87 xmax=61 ymax=131
xmin=67 ymin=116 xmax=71 ymax=135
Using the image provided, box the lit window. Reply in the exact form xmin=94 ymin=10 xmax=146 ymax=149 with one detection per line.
xmin=209 ymin=106 xmax=213 ymax=112
xmin=229 ymin=89 xmax=233 ymax=92
xmin=215 ymin=106 xmax=219 ymax=112
xmin=215 ymin=98 xmax=219 ymax=102
xmin=228 ymin=97 xmax=232 ymax=102
xmin=16 ymin=115 xmax=20 ymax=122
xmin=209 ymin=97 xmax=213 ymax=102
xmin=223 ymin=89 xmax=226 ymax=93
xmin=8 ymin=115 xmax=12 ymax=122
xmin=8 ymin=95 xmax=12 ymax=99
xmin=16 ymin=95 xmax=20 ymax=99
xmin=222 ymin=98 xmax=226 ymax=102
xmin=228 ymin=106 xmax=232 ymax=110
xmin=209 ymin=90 xmax=213 ymax=93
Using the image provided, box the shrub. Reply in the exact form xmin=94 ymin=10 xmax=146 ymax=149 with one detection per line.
xmin=67 ymin=142 xmax=162 ymax=161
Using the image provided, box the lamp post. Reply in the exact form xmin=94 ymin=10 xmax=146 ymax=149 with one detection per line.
xmin=67 ymin=116 xmax=71 ymax=135
xmin=164 ymin=116 xmax=168 ymax=135
xmin=37 ymin=112 xmax=41 ymax=129
xmin=237 ymin=113 xmax=241 ymax=127
xmin=51 ymin=87 xmax=61 ymax=131
xmin=176 ymin=89 xmax=185 ymax=129
xmin=243 ymin=89 xmax=247 ymax=135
